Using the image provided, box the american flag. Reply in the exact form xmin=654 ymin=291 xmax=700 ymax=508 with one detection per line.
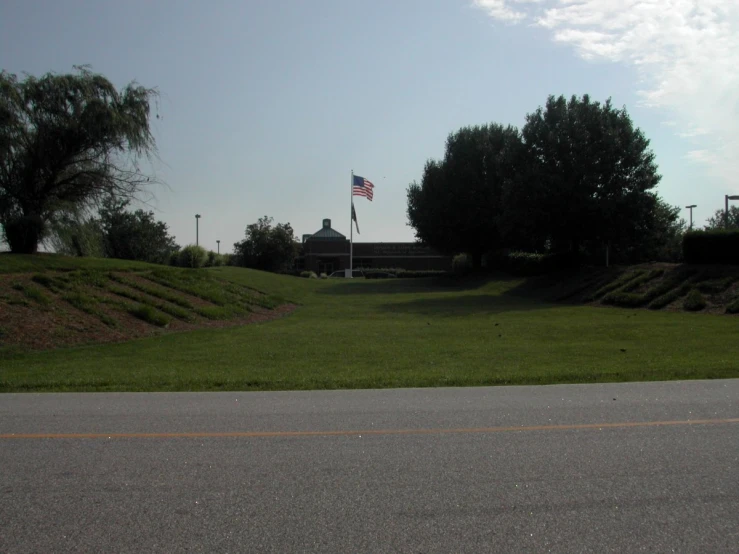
xmin=352 ymin=175 xmax=375 ymax=201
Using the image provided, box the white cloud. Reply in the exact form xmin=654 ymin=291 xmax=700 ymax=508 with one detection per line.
xmin=472 ymin=0 xmax=739 ymax=190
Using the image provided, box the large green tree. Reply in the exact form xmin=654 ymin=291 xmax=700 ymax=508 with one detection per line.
xmin=98 ymin=197 xmax=179 ymax=264
xmin=233 ymin=216 xmax=298 ymax=272
xmin=407 ymin=124 xmax=524 ymax=267
xmin=0 ymin=66 xmax=159 ymax=253
xmin=519 ymin=94 xmax=661 ymax=256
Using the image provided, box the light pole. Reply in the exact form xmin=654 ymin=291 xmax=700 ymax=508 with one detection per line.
xmin=685 ymin=204 xmax=697 ymax=229
xmin=216 ymin=240 xmax=220 ymax=254
xmin=195 ymin=214 xmax=201 ymax=246
xmin=725 ymin=195 xmax=739 ymax=229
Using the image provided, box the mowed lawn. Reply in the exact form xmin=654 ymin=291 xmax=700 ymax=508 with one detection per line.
xmin=1 ymin=265 xmax=738 ymax=392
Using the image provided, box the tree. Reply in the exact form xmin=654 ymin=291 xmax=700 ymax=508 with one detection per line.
xmin=704 ymin=206 xmax=739 ymax=230
xmin=520 ymin=94 xmax=661 ymax=257
xmin=612 ymin=199 xmax=685 ymax=263
xmin=233 ymin=216 xmax=298 ymax=272
xmin=45 ymin=208 xmax=104 ymax=257
xmin=98 ymin=197 xmax=179 ymax=264
xmin=407 ymin=124 xmax=524 ymax=267
xmin=0 ymin=66 xmax=159 ymax=253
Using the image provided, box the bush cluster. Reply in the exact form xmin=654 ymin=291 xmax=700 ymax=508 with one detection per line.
xmin=683 ymin=289 xmax=707 ymax=311
xmin=300 ymin=271 xmax=318 ymax=279
xmin=362 ymin=268 xmax=448 ymax=279
xmin=486 ymin=251 xmax=579 ymax=277
xmin=176 ymin=245 xmax=208 ymax=268
xmin=683 ymin=230 xmax=739 ymax=265
xmin=452 ymin=254 xmax=473 ymax=275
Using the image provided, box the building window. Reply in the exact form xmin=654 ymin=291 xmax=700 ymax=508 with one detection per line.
xmin=318 ymin=261 xmax=334 ymax=275
xmin=353 ymin=258 xmax=373 ymax=269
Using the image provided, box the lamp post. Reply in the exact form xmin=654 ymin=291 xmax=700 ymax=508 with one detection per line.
xmin=685 ymin=204 xmax=697 ymax=229
xmin=216 ymin=240 xmax=220 ymax=254
xmin=725 ymin=195 xmax=739 ymax=229
xmin=195 ymin=214 xmax=201 ymax=246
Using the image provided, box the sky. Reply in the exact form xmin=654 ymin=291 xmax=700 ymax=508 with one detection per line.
xmin=1 ymin=0 xmax=737 ymax=253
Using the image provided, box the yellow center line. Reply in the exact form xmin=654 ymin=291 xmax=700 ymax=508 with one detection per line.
xmin=1 ymin=418 xmax=738 ymax=440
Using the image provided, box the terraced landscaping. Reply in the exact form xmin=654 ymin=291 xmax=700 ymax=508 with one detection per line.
xmin=0 ymin=254 xmax=737 ymax=392
xmin=551 ymin=264 xmax=739 ymax=314
xmin=0 ymin=262 xmax=291 ymax=351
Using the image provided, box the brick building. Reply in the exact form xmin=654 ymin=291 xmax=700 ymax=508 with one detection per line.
xmin=297 ymin=219 xmax=452 ymax=274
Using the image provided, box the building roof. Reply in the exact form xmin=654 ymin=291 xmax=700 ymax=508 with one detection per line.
xmin=306 ymin=218 xmax=346 ymax=241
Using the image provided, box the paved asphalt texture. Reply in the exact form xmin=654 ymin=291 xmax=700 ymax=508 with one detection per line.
xmin=1 ymin=380 xmax=738 ymax=553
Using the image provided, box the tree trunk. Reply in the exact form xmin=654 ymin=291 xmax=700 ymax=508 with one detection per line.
xmin=4 ymin=215 xmax=45 ymax=254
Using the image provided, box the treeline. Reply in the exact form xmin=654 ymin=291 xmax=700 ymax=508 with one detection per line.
xmin=407 ymin=94 xmax=686 ymax=267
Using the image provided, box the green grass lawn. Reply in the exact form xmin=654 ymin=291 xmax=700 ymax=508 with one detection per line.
xmin=1 ymin=262 xmax=737 ymax=392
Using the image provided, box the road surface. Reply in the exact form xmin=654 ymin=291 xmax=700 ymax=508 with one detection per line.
xmin=1 ymin=380 xmax=738 ymax=552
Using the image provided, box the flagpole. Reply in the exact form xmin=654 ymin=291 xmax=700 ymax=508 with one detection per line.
xmin=349 ymin=170 xmax=353 ymax=277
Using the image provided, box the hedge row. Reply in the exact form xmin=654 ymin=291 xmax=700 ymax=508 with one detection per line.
xmin=488 ymin=251 xmax=578 ymax=277
xmin=363 ymin=268 xmax=448 ymax=279
xmin=683 ymin=230 xmax=739 ymax=265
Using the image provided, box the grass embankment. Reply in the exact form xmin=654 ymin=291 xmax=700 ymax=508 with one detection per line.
xmin=1 ymin=254 xmax=738 ymax=392
xmin=0 ymin=254 xmax=288 ymax=355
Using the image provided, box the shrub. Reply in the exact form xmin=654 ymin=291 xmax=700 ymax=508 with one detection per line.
xmin=601 ymin=291 xmax=646 ymax=307
xmin=503 ymin=252 xmax=553 ymax=276
xmin=109 ymin=274 xmax=194 ymax=309
xmin=683 ymin=230 xmax=739 ymax=264
xmin=452 ymin=254 xmax=472 ymax=275
xmin=696 ymin=276 xmax=737 ymax=294
xmin=128 ymin=304 xmax=171 ymax=327
xmin=648 ymin=281 xmax=694 ymax=310
xmin=63 ymin=292 xmax=98 ymax=314
xmin=319 ymin=273 xmax=328 ymax=279
xmin=195 ymin=305 xmax=240 ymax=320
xmin=206 ymin=251 xmax=224 ymax=267
xmin=587 ymin=270 xmax=646 ymax=301
xmin=300 ymin=271 xmax=317 ymax=279
xmin=21 ymin=284 xmax=51 ymax=306
xmin=726 ymin=296 xmax=739 ymax=314
xmin=396 ymin=270 xmax=448 ymax=278
xmin=683 ymin=289 xmax=707 ymax=311
xmin=169 ymin=251 xmax=180 ymax=266
xmin=177 ymin=245 xmax=208 ymax=268
xmin=621 ymin=269 xmax=664 ymax=292
xmin=31 ymin=274 xmax=54 ymax=288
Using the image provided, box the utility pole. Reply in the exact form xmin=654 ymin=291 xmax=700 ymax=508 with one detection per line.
xmin=195 ymin=214 xmax=201 ymax=246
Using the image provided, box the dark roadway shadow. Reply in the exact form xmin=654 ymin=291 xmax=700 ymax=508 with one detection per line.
xmin=316 ymin=272 xmax=521 ymax=296
xmin=376 ymin=293 xmax=551 ymax=317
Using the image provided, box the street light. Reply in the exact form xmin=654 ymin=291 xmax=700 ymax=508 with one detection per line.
xmin=726 ymin=195 xmax=739 ymax=229
xmin=216 ymin=240 xmax=220 ymax=254
xmin=685 ymin=204 xmax=697 ymax=229
xmin=195 ymin=214 xmax=201 ymax=246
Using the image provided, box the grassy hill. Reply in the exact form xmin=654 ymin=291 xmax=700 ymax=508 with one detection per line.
xmin=1 ymin=254 xmax=738 ymax=392
xmin=0 ymin=254 xmax=292 ymax=352
xmin=519 ymin=263 xmax=739 ymax=315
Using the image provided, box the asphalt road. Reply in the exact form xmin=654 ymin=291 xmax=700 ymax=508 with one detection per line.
xmin=1 ymin=380 xmax=738 ymax=553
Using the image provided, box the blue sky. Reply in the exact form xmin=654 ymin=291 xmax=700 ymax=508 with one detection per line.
xmin=2 ymin=0 xmax=737 ymax=252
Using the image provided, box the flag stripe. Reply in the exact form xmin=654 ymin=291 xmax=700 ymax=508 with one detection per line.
xmin=352 ymin=175 xmax=375 ymax=201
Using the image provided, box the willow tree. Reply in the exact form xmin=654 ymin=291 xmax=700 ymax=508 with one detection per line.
xmin=0 ymin=66 xmax=159 ymax=253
